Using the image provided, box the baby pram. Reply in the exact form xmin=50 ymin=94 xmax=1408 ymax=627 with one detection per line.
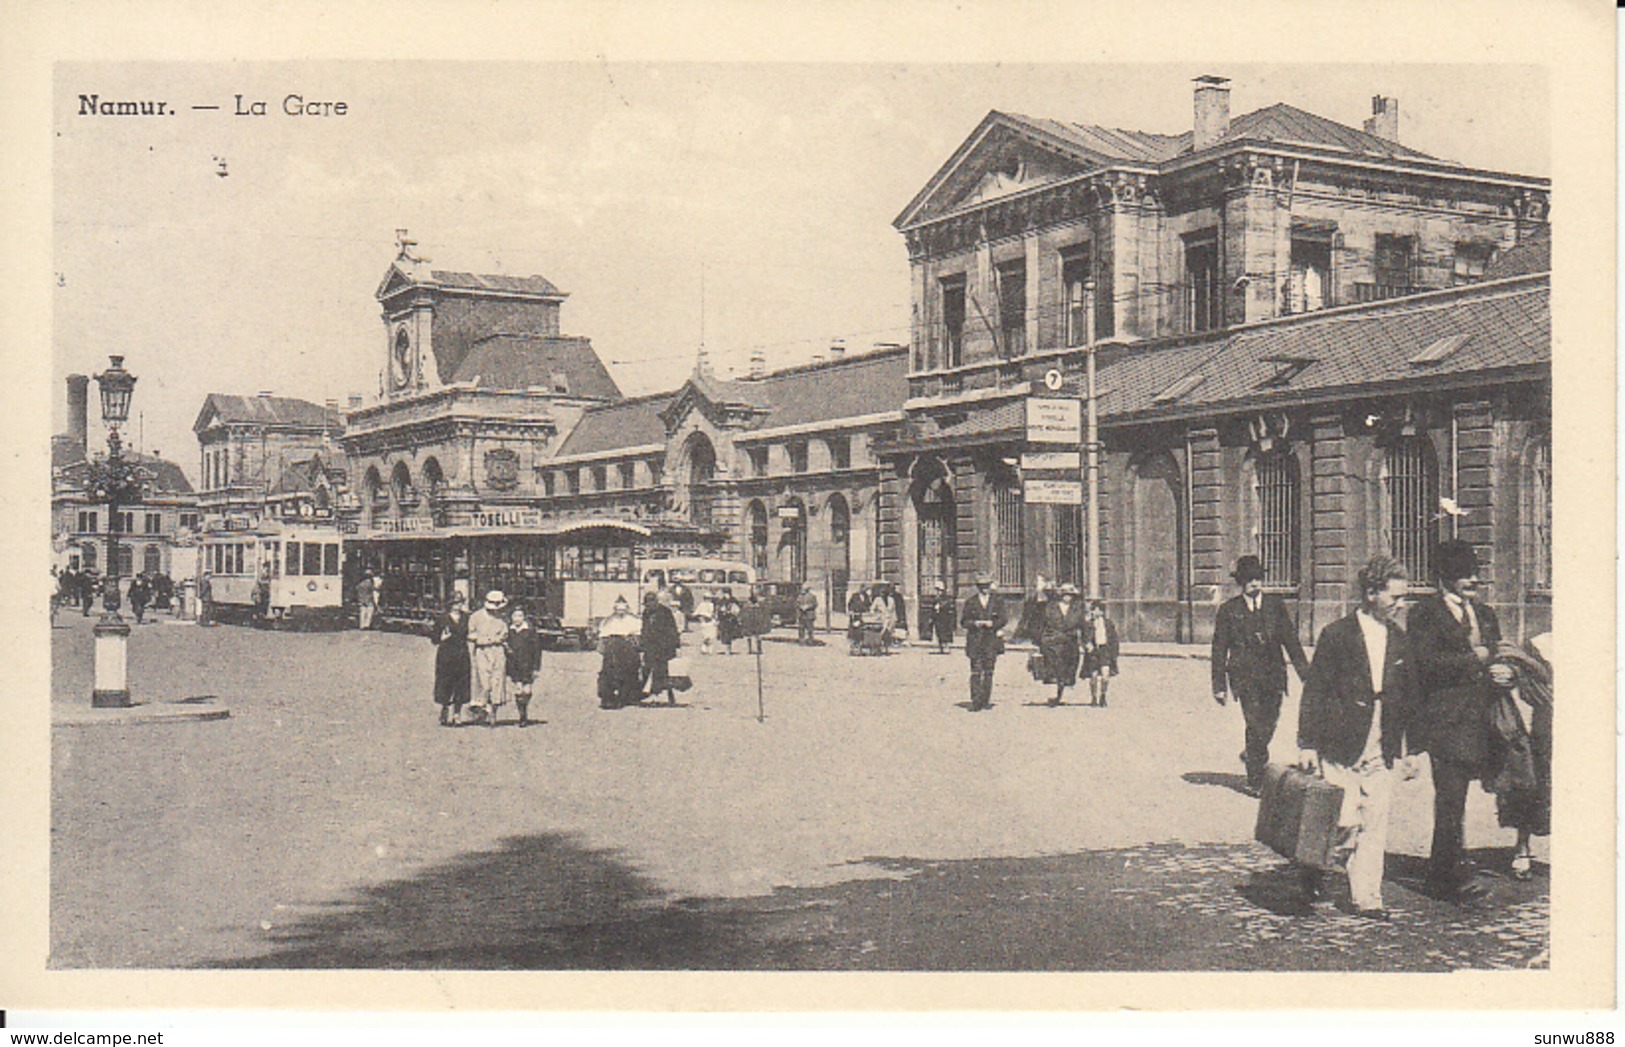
xmin=848 ymin=610 xmax=890 ymax=656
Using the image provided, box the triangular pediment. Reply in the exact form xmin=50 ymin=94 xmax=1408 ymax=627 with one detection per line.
xmin=375 ymin=263 xmax=419 ymax=302
xmin=895 ymin=113 xmax=1105 ymax=228
xmin=658 ymin=371 xmax=771 ymax=434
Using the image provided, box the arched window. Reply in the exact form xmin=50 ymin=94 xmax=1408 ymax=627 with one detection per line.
xmin=1381 ymin=437 xmax=1440 ymax=584
xmin=1523 ymin=435 xmax=1552 ymax=592
xmin=778 ymin=498 xmax=807 ymax=584
xmin=1250 ymin=449 xmax=1301 ymax=587
xmin=827 ymin=494 xmax=852 ymax=606
xmin=81 ymin=543 xmax=97 ymax=570
xmin=391 ymin=461 xmax=416 ymax=511
xmin=913 ymin=463 xmax=956 ymax=595
xmin=682 ymin=434 xmax=718 ymax=530
xmin=142 ymin=545 xmax=162 ymax=576
xmin=746 ymin=500 xmax=769 ymax=574
xmin=990 ymin=468 xmax=1024 ymax=589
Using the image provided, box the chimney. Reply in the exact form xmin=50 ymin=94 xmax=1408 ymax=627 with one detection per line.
xmin=258 ymin=390 xmax=273 ymax=398
xmin=1363 ymin=95 xmax=1399 ymax=142
xmin=1192 ymin=75 xmax=1231 ymax=153
xmin=66 ymin=374 xmax=89 ymax=449
xmin=748 ymin=348 xmax=766 ymax=380
xmin=347 ymin=393 xmax=363 ymax=410
xmin=829 ymin=338 xmax=846 ymax=360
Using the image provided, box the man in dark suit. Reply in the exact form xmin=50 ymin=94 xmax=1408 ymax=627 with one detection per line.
xmin=960 ymin=572 xmax=1007 ymax=712
xmin=1296 ymin=554 xmax=1418 ymax=919
xmin=1212 ymin=555 xmax=1311 ymax=791
xmin=1407 ymin=539 xmax=1516 ymax=902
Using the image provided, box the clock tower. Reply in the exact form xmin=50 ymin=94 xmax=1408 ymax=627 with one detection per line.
xmin=378 ymin=232 xmax=439 ymax=401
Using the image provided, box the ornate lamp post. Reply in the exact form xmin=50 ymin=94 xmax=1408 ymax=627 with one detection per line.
xmin=88 ymin=356 xmax=143 ymax=707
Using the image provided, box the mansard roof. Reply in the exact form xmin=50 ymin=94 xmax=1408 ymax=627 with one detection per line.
xmin=194 ymin=393 xmax=343 ymax=433
xmin=1173 ymin=102 xmax=1440 ymax=162
xmin=1100 ymin=274 xmax=1549 ymax=421
xmin=55 ymin=447 xmax=195 ymax=495
xmin=1482 ymin=226 xmax=1551 ymax=281
xmin=451 ymin=334 xmax=623 ymax=400
xmin=732 ymin=347 xmax=910 ymax=431
xmin=376 ymin=260 xmax=565 ymax=302
xmin=555 ymin=392 xmax=673 ymax=458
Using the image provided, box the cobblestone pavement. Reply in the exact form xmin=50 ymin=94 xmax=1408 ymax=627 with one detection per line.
xmin=49 ymin=615 xmax=1547 ymax=970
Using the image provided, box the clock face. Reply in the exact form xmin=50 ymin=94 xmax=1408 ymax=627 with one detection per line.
xmin=391 ymin=326 xmax=414 ymax=389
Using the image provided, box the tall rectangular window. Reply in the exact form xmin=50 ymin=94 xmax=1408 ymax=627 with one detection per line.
xmin=542 ymin=472 xmax=555 ymax=497
xmin=1252 ymin=451 xmax=1300 ymax=587
xmin=1373 ymin=234 xmax=1414 ymax=295
xmin=592 ymin=465 xmax=607 ymax=492
xmin=748 ymin=447 xmax=769 ymax=477
xmin=1047 ymin=505 xmax=1082 ymax=587
xmin=78 ymin=510 xmax=97 ymax=533
xmin=1186 ymin=235 xmax=1220 ymax=332
xmin=828 ymin=435 xmax=851 ymax=471
xmin=1382 ymin=437 xmax=1439 ymax=584
xmin=789 ymin=441 xmax=809 ymax=473
xmin=996 ymin=260 xmax=1026 ymax=357
xmin=1524 ymin=437 xmax=1552 ymax=592
xmin=1061 ymin=247 xmax=1091 ymax=347
xmin=145 ymin=512 xmax=162 ymax=535
xmin=993 ymin=478 xmax=1025 ymax=589
xmin=619 ymin=462 xmax=636 ymax=489
xmin=1288 ymin=239 xmax=1332 ymax=314
xmin=567 ymin=470 xmax=581 ymax=495
xmin=939 ymin=276 xmax=966 ymax=368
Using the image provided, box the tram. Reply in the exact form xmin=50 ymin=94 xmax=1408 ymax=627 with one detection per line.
xmin=349 ymin=512 xmax=742 ymax=647
xmin=198 ymin=520 xmax=348 ymax=628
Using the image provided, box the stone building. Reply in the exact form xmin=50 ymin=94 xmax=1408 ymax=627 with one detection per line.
xmin=53 ymin=374 xmax=198 ymax=577
xmin=876 ymin=77 xmax=1552 ymax=643
xmin=193 ymin=392 xmax=348 ymax=520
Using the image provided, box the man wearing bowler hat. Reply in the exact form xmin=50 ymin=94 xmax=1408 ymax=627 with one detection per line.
xmin=1406 ymin=539 xmax=1516 ymax=903
xmin=960 ymin=572 xmax=1008 ymax=712
xmin=1212 ymin=555 xmax=1310 ymax=792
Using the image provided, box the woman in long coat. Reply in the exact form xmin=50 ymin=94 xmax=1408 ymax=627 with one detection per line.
xmin=640 ymin=591 xmax=682 ymax=704
xmin=929 ymin=581 xmax=957 ymax=653
xmin=431 ymin=591 xmax=472 ymax=726
xmin=716 ymin=591 xmax=743 ymax=654
xmin=1490 ymin=632 xmax=1552 ymax=880
xmin=1037 ymin=584 xmax=1087 ymax=707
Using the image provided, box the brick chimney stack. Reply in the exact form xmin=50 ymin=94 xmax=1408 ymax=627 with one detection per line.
xmin=748 ymin=349 xmax=766 ymax=380
xmin=1192 ymin=75 xmax=1231 ymax=153
xmin=66 ymin=374 xmax=89 ymax=449
xmin=1363 ymin=95 xmax=1399 ymax=142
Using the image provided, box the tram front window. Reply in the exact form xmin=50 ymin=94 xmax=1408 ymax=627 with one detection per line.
xmin=324 ymin=544 xmax=340 ymax=576
xmin=303 ymin=543 xmax=323 ymax=576
xmin=286 ymin=542 xmax=302 ymax=575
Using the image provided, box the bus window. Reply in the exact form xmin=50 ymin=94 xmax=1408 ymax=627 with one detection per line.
xmin=671 ymin=568 xmax=697 ymax=583
xmin=233 ymin=545 xmax=245 ymax=575
xmin=729 ymin=570 xmax=750 ymax=584
xmin=698 ymin=569 xmax=721 ymax=583
xmin=324 ymin=544 xmax=340 ymax=576
xmin=304 ymin=543 xmax=323 ymax=576
xmin=286 ymin=542 xmax=302 ymax=576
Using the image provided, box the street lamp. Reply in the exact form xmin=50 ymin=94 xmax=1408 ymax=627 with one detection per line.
xmin=88 ymin=355 xmax=143 ymax=708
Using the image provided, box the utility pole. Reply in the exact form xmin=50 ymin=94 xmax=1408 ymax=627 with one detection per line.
xmin=1084 ymin=282 xmax=1101 ymax=602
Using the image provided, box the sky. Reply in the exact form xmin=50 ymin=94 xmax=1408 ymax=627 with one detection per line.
xmin=52 ymin=62 xmax=1549 ymax=483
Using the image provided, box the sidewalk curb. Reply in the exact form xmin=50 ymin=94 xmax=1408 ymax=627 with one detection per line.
xmin=54 ymin=699 xmax=232 ymax=728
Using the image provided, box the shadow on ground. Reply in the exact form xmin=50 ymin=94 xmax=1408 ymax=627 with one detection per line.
xmin=207 ymin=836 xmax=1548 ymax=971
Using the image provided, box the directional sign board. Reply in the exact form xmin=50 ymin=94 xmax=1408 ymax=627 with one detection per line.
xmin=1026 ymin=397 xmax=1081 ymax=444
xmin=1020 ymin=450 xmax=1081 ymax=472
xmin=1024 ymin=479 xmax=1084 ymax=505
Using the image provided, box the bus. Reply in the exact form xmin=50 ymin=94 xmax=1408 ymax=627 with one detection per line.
xmin=198 ymin=521 xmax=347 ymax=628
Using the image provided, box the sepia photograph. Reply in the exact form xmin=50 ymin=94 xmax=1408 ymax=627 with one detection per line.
xmin=3 ymin=0 xmax=1617 ymax=1025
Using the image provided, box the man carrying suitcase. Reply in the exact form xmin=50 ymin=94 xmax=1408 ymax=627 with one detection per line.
xmin=1294 ymin=554 xmax=1419 ymax=919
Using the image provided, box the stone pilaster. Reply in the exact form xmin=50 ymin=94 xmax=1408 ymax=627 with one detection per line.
xmin=1452 ymin=400 xmax=1497 ymax=588
xmin=875 ymin=462 xmax=904 ymax=586
xmin=1309 ymin=413 xmax=1350 ymax=632
xmin=950 ymin=456 xmax=983 ymax=592
xmin=1187 ymin=427 xmax=1224 ymax=601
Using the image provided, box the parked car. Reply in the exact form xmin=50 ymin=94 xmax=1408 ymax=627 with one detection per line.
xmin=750 ymin=581 xmax=802 ymax=628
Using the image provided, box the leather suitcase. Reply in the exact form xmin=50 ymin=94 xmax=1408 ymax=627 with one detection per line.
xmin=1254 ymin=763 xmax=1345 ymax=870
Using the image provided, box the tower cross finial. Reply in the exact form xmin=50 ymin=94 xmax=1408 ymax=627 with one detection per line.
xmin=395 ymin=229 xmax=420 ymax=262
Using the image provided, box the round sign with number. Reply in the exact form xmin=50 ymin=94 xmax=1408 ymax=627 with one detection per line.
xmin=1043 ymin=368 xmax=1064 ymax=391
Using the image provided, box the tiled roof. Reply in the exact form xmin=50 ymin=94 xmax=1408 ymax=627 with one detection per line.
xmin=1483 ymin=227 xmax=1551 ymax=280
xmin=53 ymin=434 xmax=86 ymax=470
xmin=451 ymin=335 xmax=622 ymax=400
xmin=898 ymin=397 xmax=1025 ymax=447
xmin=195 ymin=393 xmax=342 ymax=432
xmin=1181 ymin=103 xmax=1439 ymax=161
xmin=1004 ymin=113 xmax=1182 ymax=165
xmin=555 ymin=393 xmax=673 ymax=458
xmin=56 ymin=450 xmax=195 ymax=495
xmin=1101 ymin=277 xmax=1549 ymax=419
xmin=1012 ymin=102 xmax=1440 ymax=168
xmin=430 ymin=270 xmax=563 ymax=297
xmin=735 ymin=348 xmax=909 ymax=429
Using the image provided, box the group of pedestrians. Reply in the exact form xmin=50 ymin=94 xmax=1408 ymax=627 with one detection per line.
xmin=429 ymin=589 xmax=542 ymax=728
xmin=54 ymin=566 xmax=176 ymax=624
xmin=1211 ymin=543 xmax=1552 ymax=920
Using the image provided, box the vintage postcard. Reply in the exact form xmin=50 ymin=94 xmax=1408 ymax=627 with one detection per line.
xmin=1 ymin=0 xmax=1615 ymax=1026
